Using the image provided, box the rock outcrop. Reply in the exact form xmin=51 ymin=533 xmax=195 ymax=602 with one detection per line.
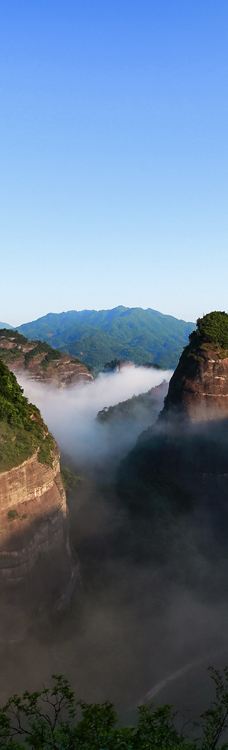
xmin=0 ymin=329 xmax=93 ymax=386
xmin=117 ymin=313 xmax=228 ymax=581
xmin=0 ymin=361 xmax=75 ymax=625
xmin=0 ymin=450 xmax=72 ymax=593
xmin=162 ymin=313 xmax=228 ymax=422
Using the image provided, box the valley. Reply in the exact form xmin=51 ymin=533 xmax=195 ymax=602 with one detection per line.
xmin=1 ymin=312 xmax=228 ymax=722
xmin=2 ymin=3 xmax=227 ymax=742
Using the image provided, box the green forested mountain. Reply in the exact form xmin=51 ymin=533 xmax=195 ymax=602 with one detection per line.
xmin=18 ymin=306 xmax=194 ymax=370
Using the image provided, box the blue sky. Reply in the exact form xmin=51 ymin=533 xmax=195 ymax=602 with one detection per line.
xmin=1 ymin=1 xmax=228 ymax=325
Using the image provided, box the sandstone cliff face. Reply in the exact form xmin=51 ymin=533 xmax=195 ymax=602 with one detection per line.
xmin=118 ymin=315 xmax=228 ymax=596
xmin=0 ymin=359 xmax=77 ymax=636
xmin=162 ymin=344 xmax=228 ymax=422
xmin=0 ymin=330 xmax=93 ymax=386
xmin=0 ymin=448 xmax=75 ymax=611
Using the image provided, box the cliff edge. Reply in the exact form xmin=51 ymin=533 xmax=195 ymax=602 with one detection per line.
xmin=162 ymin=311 xmax=228 ymax=422
xmin=0 ymin=329 xmax=93 ymax=386
xmin=0 ymin=361 xmax=74 ymax=613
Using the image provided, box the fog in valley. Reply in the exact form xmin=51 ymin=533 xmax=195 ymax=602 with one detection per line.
xmin=1 ymin=365 xmax=228 ymax=718
xmin=18 ymin=365 xmax=172 ymax=468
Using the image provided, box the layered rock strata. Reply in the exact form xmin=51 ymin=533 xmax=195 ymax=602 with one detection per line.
xmin=162 ymin=344 xmax=228 ymax=422
xmin=0 ymin=361 xmax=76 ymax=623
xmin=0 ymin=329 xmax=93 ymax=386
xmin=0 ymin=450 xmax=72 ymax=593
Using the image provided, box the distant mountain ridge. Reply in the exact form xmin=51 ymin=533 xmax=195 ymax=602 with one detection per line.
xmin=17 ymin=306 xmax=194 ymax=370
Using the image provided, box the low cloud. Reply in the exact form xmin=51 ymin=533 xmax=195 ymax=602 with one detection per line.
xmin=18 ymin=365 xmax=172 ymax=468
xmin=3 ymin=365 xmax=228 ymax=713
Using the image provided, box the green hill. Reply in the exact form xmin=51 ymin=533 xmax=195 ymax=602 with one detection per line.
xmin=18 ymin=306 xmax=194 ymax=370
xmin=0 ymin=359 xmax=55 ymax=471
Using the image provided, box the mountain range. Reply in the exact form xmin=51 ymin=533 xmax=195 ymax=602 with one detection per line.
xmin=16 ymin=306 xmax=194 ymax=370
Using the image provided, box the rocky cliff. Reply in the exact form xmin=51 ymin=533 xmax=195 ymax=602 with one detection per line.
xmin=0 ymin=329 xmax=93 ymax=386
xmin=117 ymin=313 xmax=228 ymax=589
xmin=0 ymin=361 xmax=74 ymax=622
xmin=0 ymin=450 xmax=72 ymax=591
xmin=162 ymin=312 xmax=228 ymax=422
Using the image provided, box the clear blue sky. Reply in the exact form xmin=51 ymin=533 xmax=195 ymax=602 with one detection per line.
xmin=1 ymin=1 xmax=228 ymax=325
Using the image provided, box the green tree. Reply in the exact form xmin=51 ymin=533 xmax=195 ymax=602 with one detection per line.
xmin=2 ymin=669 xmax=228 ymax=749
xmin=190 ymin=312 xmax=228 ymax=349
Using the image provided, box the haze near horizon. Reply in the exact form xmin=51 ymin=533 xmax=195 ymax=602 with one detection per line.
xmin=1 ymin=1 xmax=228 ymax=324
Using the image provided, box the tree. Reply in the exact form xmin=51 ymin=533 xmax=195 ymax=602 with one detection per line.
xmin=190 ymin=312 xmax=228 ymax=349
xmin=1 ymin=669 xmax=228 ymax=749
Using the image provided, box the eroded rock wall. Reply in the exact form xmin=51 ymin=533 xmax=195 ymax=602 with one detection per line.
xmin=162 ymin=345 xmax=228 ymax=422
xmin=0 ymin=451 xmax=73 ymax=606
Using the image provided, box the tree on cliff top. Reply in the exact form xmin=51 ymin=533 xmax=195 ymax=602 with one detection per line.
xmin=190 ymin=311 xmax=228 ymax=349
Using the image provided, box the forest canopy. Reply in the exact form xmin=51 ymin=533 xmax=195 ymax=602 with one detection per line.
xmin=190 ymin=311 xmax=228 ymax=349
xmin=1 ymin=669 xmax=228 ymax=749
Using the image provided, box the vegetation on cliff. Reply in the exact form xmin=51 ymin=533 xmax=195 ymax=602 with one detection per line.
xmin=17 ymin=306 xmax=194 ymax=370
xmin=0 ymin=360 xmax=55 ymax=471
xmin=0 ymin=329 xmax=92 ymax=385
xmin=97 ymin=381 xmax=168 ymax=426
xmin=1 ymin=668 xmax=228 ymax=748
xmin=189 ymin=311 xmax=228 ymax=352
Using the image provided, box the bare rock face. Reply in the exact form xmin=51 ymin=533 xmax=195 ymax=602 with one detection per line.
xmin=162 ymin=312 xmax=228 ymax=423
xmin=162 ymin=346 xmax=228 ymax=423
xmin=0 ymin=329 xmax=93 ymax=386
xmin=0 ymin=449 xmax=78 ymax=639
xmin=0 ymin=449 xmax=71 ymax=589
xmin=0 ymin=361 xmax=76 ymax=632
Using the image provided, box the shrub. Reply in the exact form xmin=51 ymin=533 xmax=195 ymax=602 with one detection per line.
xmin=7 ymin=509 xmax=18 ymax=521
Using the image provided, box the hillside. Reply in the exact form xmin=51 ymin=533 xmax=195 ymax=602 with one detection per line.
xmin=0 ymin=359 xmax=55 ymax=471
xmin=0 ymin=329 xmax=92 ymax=386
xmin=97 ymin=380 xmax=168 ymax=429
xmin=17 ymin=306 xmax=194 ymax=370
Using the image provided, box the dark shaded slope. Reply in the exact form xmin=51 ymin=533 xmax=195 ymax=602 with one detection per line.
xmin=117 ymin=313 xmax=228 ymax=591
